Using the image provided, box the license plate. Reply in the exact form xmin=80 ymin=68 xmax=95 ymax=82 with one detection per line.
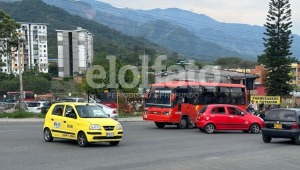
xmin=274 ymin=124 xmax=282 ymax=129
xmin=106 ymin=132 xmax=114 ymax=137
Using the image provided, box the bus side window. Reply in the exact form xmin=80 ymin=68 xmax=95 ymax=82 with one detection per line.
xmin=217 ymin=87 xmax=230 ymax=104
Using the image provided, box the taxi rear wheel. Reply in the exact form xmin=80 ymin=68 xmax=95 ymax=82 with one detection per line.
xmin=77 ymin=132 xmax=89 ymax=147
xmin=43 ymin=128 xmax=53 ymax=142
xmin=109 ymin=141 xmax=120 ymax=146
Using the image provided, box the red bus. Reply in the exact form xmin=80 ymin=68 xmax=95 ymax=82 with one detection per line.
xmin=96 ymin=91 xmax=118 ymax=108
xmin=142 ymin=81 xmax=247 ymax=129
xmin=6 ymin=91 xmax=35 ymax=101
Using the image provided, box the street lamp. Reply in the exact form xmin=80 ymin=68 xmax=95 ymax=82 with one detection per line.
xmin=17 ymin=32 xmax=24 ymax=110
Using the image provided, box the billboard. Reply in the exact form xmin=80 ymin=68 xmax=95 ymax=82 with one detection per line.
xmin=250 ymin=96 xmax=280 ymax=104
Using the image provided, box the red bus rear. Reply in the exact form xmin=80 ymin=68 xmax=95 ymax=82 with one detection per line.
xmin=6 ymin=91 xmax=35 ymax=101
xmin=142 ymin=81 xmax=247 ymax=129
xmin=96 ymin=91 xmax=117 ymax=108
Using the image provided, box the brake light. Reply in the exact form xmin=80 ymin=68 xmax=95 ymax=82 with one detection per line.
xmin=262 ymin=122 xmax=266 ymax=128
xmin=291 ymin=123 xmax=299 ymax=129
xmin=112 ymin=110 xmax=117 ymax=114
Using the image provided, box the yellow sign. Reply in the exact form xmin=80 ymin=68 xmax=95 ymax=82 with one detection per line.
xmin=250 ymin=96 xmax=280 ymax=104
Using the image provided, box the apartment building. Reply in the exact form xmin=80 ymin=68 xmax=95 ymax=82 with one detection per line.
xmin=0 ymin=22 xmax=49 ymax=74
xmin=56 ymin=27 xmax=94 ymax=77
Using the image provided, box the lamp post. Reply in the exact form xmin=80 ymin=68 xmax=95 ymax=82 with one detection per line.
xmin=18 ymin=32 xmax=24 ymax=110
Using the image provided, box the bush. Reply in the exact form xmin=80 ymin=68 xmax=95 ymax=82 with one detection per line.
xmin=0 ymin=111 xmax=45 ymax=118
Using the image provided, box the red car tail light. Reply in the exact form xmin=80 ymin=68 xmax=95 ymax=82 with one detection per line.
xmin=291 ymin=123 xmax=299 ymax=129
xmin=113 ymin=110 xmax=117 ymax=114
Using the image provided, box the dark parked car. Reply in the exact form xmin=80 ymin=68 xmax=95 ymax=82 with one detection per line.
xmin=262 ymin=108 xmax=300 ymax=145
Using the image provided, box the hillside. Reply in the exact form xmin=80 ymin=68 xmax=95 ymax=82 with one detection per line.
xmin=0 ymin=0 xmax=180 ymax=65
xmin=42 ymin=0 xmax=300 ymax=60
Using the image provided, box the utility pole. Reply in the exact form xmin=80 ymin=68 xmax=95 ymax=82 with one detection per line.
xmin=18 ymin=32 xmax=24 ymax=110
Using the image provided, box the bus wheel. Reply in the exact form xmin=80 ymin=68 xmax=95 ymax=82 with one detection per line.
xmin=177 ymin=117 xmax=188 ymax=129
xmin=155 ymin=122 xmax=165 ymax=129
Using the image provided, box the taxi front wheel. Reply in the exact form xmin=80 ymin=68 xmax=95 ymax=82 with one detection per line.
xmin=109 ymin=141 xmax=120 ymax=146
xmin=43 ymin=128 xmax=53 ymax=142
xmin=77 ymin=132 xmax=89 ymax=147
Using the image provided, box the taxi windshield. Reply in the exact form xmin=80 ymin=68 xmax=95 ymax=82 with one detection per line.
xmin=75 ymin=105 xmax=109 ymax=118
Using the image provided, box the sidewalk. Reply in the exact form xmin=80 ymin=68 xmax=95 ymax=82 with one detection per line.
xmin=0 ymin=117 xmax=144 ymax=122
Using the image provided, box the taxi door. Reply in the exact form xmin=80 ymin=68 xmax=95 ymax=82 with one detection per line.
xmin=61 ymin=105 xmax=77 ymax=139
xmin=49 ymin=104 xmax=65 ymax=138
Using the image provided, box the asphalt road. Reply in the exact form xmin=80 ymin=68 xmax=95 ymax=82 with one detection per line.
xmin=0 ymin=121 xmax=299 ymax=170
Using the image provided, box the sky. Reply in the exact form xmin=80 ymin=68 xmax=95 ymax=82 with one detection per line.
xmin=98 ymin=0 xmax=300 ymax=35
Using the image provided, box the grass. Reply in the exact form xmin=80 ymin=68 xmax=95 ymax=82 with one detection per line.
xmin=118 ymin=111 xmax=143 ymax=118
xmin=0 ymin=111 xmax=45 ymax=118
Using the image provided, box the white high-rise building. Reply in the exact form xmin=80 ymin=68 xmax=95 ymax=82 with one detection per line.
xmin=0 ymin=22 xmax=49 ymax=74
xmin=56 ymin=27 xmax=94 ymax=77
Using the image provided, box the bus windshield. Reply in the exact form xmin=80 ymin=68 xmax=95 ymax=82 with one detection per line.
xmin=145 ymin=89 xmax=172 ymax=107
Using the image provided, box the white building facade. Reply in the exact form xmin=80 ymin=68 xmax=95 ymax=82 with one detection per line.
xmin=0 ymin=22 xmax=49 ymax=74
xmin=56 ymin=27 xmax=94 ymax=77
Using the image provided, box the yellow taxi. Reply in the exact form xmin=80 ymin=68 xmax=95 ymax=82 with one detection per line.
xmin=43 ymin=102 xmax=123 ymax=147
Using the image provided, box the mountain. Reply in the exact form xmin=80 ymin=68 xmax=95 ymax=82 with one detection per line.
xmin=137 ymin=20 xmax=243 ymax=60
xmin=0 ymin=0 xmax=182 ymax=66
xmin=42 ymin=0 xmax=300 ymax=60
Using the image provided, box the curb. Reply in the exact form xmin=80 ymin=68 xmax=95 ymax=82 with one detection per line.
xmin=0 ymin=118 xmax=144 ymax=123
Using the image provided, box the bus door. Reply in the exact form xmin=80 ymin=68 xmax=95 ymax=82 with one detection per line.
xmin=175 ymin=88 xmax=190 ymax=115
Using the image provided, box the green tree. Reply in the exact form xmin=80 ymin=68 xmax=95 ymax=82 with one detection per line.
xmin=258 ymin=0 xmax=297 ymax=96
xmin=0 ymin=10 xmax=20 ymax=67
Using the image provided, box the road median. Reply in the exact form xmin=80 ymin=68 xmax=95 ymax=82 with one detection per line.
xmin=0 ymin=117 xmax=144 ymax=122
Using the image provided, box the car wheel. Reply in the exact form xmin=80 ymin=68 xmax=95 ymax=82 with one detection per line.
xmin=77 ymin=132 xmax=89 ymax=147
xmin=155 ymin=122 xmax=166 ymax=129
xmin=294 ymin=136 xmax=300 ymax=145
xmin=109 ymin=141 xmax=120 ymax=146
xmin=250 ymin=123 xmax=261 ymax=133
xmin=204 ymin=123 xmax=215 ymax=134
xmin=262 ymin=135 xmax=272 ymax=143
xmin=177 ymin=117 xmax=188 ymax=129
xmin=43 ymin=128 xmax=53 ymax=142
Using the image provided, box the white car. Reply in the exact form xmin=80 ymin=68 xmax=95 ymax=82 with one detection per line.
xmin=96 ymin=103 xmax=119 ymax=120
xmin=25 ymin=101 xmax=50 ymax=114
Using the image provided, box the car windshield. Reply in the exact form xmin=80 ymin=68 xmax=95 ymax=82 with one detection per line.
xmin=75 ymin=105 xmax=109 ymax=118
xmin=265 ymin=110 xmax=297 ymax=122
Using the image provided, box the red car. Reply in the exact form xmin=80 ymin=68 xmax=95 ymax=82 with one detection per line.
xmin=196 ymin=104 xmax=264 ymax=134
